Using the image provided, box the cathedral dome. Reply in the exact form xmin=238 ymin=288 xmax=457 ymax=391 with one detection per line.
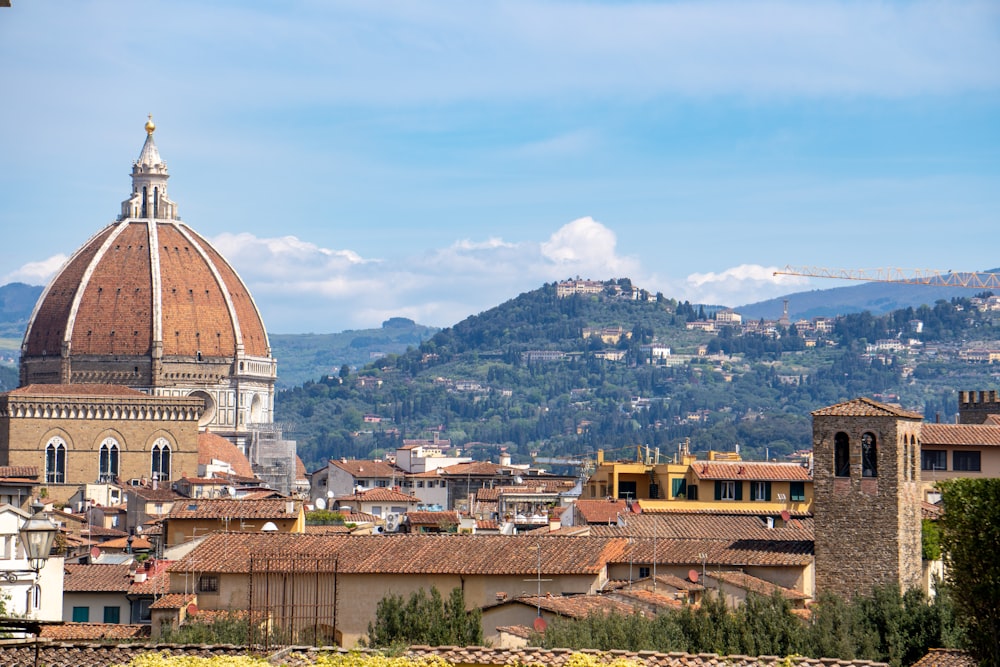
xmin=20 ymin=119 xmax=276 ymax=441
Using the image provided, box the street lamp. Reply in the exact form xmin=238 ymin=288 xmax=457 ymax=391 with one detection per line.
xmin=19 ymin=501 xmax=58 ymax=574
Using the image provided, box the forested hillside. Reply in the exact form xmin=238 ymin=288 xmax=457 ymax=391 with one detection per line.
xmin=277 ymin=280 xmax=1000 ymax=472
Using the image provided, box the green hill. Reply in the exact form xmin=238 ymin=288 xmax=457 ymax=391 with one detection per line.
xmin=276 ymin=280 xmax=1000 ymax=471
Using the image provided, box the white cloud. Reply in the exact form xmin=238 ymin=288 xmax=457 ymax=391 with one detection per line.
xmin=677 ymin=264 xmax=812 ymax=306
xmin=2 ymin=254 xmax=67 ymax=285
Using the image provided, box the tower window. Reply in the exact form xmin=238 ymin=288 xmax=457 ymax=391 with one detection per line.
xmin=99 ymin=437 xmax=120 ymax=483
xmin=152 ymin=438 xmax=172 ymax=482
xmin=45 ymin=438 xmax=66 ymax=484
xmin=834 ymin=432 xmax=850 ymax=477
xmin=861 ymin=432 xmax=878 ymax=477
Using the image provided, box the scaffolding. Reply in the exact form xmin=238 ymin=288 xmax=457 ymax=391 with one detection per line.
xmin=247 ymin=423 xmax=297 ymax=495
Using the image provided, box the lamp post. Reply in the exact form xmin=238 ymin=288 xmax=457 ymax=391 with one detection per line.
xmin=20 ymin=501 xmax=57 ymax=575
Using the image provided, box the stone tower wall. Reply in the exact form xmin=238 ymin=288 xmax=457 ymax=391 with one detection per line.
xmin=958 ymin=389 xmax=1000 ymax=424
xmin=813 ymin=413 xmax=923 ymax=599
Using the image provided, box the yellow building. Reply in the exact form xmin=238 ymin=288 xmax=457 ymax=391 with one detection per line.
xmin=584 ymin=448 xmax=813 ymax=514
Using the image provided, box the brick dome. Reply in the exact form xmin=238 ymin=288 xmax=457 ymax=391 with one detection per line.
xmin=20 ymin=119 xmax=276 ymax=442
xmin=21 ymin=219 xmax=269 ymax=364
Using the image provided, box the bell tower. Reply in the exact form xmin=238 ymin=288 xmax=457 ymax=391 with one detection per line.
xmin=812 ymin=397 xmax=923 ymax=599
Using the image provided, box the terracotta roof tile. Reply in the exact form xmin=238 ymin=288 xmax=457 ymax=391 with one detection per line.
xmin=329 ymin=459 xmax=401 ymax=478
xmin=166 ymin=497 xmax=301 ymax=519
xmin=574 ymin=499 xmax=630 ymax=524
xmin=910 ymin=649 xmax=977 ymax=667
xmin=707 ymin=570 xmax=810 ymax=599
xmin=588 ymin=512 xmax=813 ymax=541
xmin=692 ymin=462 xmax=811 ymax=481
xmin=198 ymin=431 xmax=254 ymax=478
xmin=513 ymin=594 xmax=637 ymax=618
xmin=441 ymin=461 xmax=515 ymax=476
xmin=606 ymin=536 xmax=813 ymax=567
xmin=149 ymin=593 xmax=196 ymax=610
xmin=0 ymin=643 xmax=895 ymax=667
xmin=812 ymin=397 xmax=923 ymax=419
xmin=921 ymin=423 xmax=1000 ymax=447
xmin=128 ymin=486 xmax=183 ymax=502
xmin=98 ymin=535 xmax=153 ymax=551
xmin=496 ymin=624 xmax=534 ymax=639
xmin=0 ymin=465 xmax=39 ymax=478
xmin=4 ymin=384 xmax=151 ymax=398
xmin=407 ymin=510 xmax=460 ymax=526
xmin=170 ymin=533 xmax=628 ymax=576
xmin=335 ymin=488 xmax=419 ymax=503
xmin=63 ymin=563 xmax=132 ymax=592
xmin=38 ymin=623 xmax=150 ymax=641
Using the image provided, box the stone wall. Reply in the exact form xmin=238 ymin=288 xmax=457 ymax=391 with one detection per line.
xmin=813 ymin=412 xmax=922 ymax=599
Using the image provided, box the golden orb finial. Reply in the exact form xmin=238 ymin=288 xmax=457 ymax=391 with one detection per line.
xmin=145 ymin=114 xmax=156 ymax=135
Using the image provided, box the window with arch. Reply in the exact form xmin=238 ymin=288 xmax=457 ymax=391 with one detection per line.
xmin=151 ymin=438 xmax=172 ymax=482
xmin=99 ymin=437 xmax=120 ymax=483
xmin=862 ymin=432 xmax=878 ymax=477
xmin=834 ymin=432 xmax=850 ymax=477
xmin=45 ymin=438 xmax=66 ymax=484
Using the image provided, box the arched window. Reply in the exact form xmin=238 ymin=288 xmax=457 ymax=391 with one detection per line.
xmin=99 ymin=437 xmax=120 ymax=483
xmin=834 ymin=432 xmax=850 ymax=477
xmin=152 ymin=438 xmax=172 ymax=482
xmin=862 ymin=432 xmax=878 ymax=477
xmin=141 ymin=186 xmax=148 ymax=218
xmin=45 ymin=438 xmax=66 ymax=484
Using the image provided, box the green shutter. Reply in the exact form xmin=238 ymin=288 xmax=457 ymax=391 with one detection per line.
xmin=104 ymin=606 xmax=121 ymax=624
xmin=72 ymin=606 xmax=89 ymax=623
xmin=734 ymin=482 xmax=743 ymax=501
xmin=714 ymin=481 xmax=722 ymax=500
xmin=790 ymin=481 xmax=805 ymax=502
xmin=765 ymin=481 xmax=772 ymax=502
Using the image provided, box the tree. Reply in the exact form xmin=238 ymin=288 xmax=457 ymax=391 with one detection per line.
xmin=366 ymin=586 xmax=482 ymax=648
xmin=939 ymin=478 xmax=1000 ymax=666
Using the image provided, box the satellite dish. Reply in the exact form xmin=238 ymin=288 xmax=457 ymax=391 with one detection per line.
xmin=780 ymin=510 xmax=791 ymax=522
xmin=533 ymin=617 xmax=547 ymax=632
xmin=326 ymin=490 xmax=335 ymax=499
xmin=90 ymin=546 xmax=101 ymax=560
xmin=688 ymin=569 xmax=699 ymax=583
xmin=514 ymin=476 xmax=523 ymax=485
xmin=315 ymin=497 xmax=327 ymax=510
xmin=187 ymin=603 xmax=199 ymax=616
xmin=135 ymin=525 xmax=143 ymax=534
xmin=261 ymin=522 xmax=279 ymax=532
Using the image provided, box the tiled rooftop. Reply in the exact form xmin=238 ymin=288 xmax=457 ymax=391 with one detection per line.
xmin=812 ymin=397 xmax=923 ymax=419
xmin=170 ymin=533 xmax=628 ymax=576
xmin=4 ymin=384 xmax=150 ymax=398
xmin=574 ymin=499 xmax=630 ymax=524
xmin=921 ymin=423 xmax=1000 ymax=447
xmin=407 ymin=510 xmax=460 ymax=525
xmin=0 ymin=465 xmax=39 ymax=478
xmin=0 ymin=643 xmax=895 ymax=667
xmin=149 ymin=592 xmax=196 ymax=609
xmin=38 ymin=623 xmax=150 ymax=641
xmin=329 ymin=458 xmax=401 ymax=478
xmin=511 ymin=594 xmax=637 ymax=618
xmin=910 ymin=649 xmax=977 ymax=667
xmin=609 ymin=536 xmax=813 ymax=567
xmin=692 ymin=462 xmax=811 ymax=481
xmin=587 ymin=512 xmax=813 ymax=541
xmin=63 ymin=563 xmax=131 ymax=592
xmin=166 ymin=497 xmax=301 ymax=519
xmin=707 ymin=569 xmax=810 ymax=599
xmin=198 ymin=431 xmax=255 ymax=478
xmin=336 ymin=487 xmax=419 ymax=503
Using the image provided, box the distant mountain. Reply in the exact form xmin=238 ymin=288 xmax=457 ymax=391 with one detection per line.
xmin=738 ymin=280 xmax=990 ymax=321
xmin=270 ymin=318 xmax=440 ymax=388
xmin=0 ymin=282 xmax=43 ymax=340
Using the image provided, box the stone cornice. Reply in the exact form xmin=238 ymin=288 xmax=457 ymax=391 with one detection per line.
xmin=0 ymin=395 xmax=203 ymax=422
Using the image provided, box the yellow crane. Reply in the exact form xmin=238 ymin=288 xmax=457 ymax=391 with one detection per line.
xmin=773 ymin=266 xmax=1000 ymax=290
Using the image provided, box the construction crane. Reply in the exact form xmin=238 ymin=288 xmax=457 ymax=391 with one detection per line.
xmin=773 ymin=266 xmax=1000 ymax=290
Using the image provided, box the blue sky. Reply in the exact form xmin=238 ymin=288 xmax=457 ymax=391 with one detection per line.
xmin=1 ymin=1 xmax=998 ymax=333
